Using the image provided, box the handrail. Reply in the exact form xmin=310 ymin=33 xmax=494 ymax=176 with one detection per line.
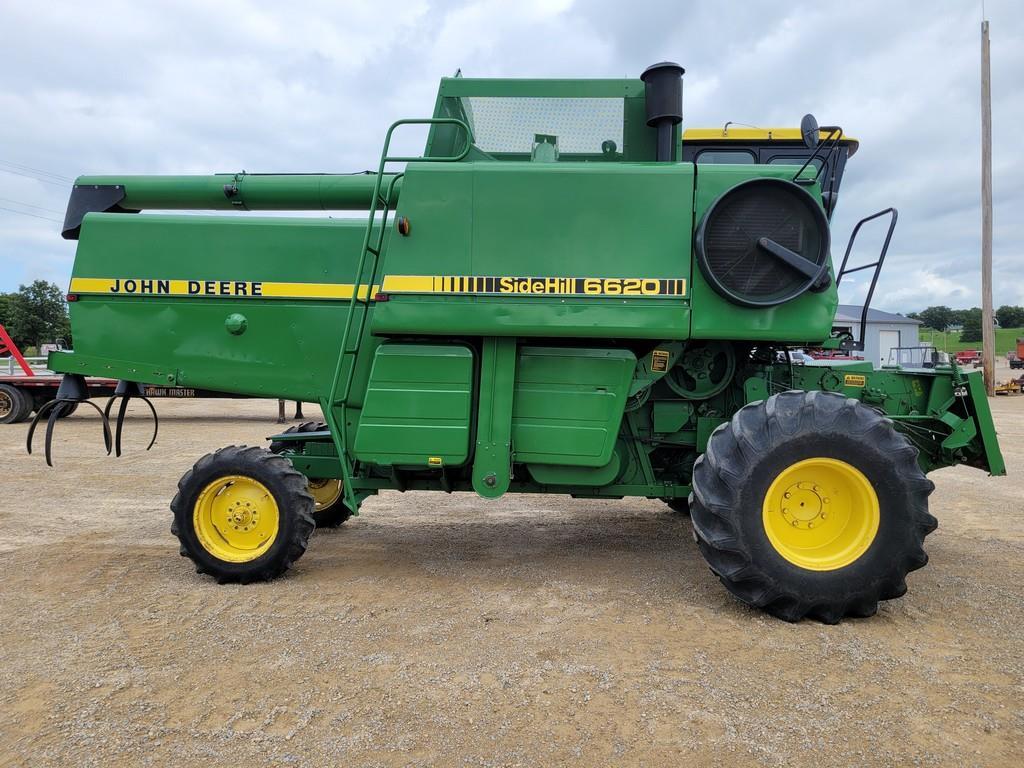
xmin=330 ymin=117 xmax=473 ymax=408
xmin=835 ymin=208 xmax=898 ymax=351
xmin=378 ymin=118 xmax=473 ymax=164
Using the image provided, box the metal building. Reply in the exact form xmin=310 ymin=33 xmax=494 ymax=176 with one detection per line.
xmin=834 ymin=305 xmax=922 ymax=366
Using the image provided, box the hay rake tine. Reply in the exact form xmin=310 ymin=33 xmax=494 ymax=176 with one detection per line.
xmin=43 ymin=401 xmax=67 ymax=467
xmin=104 ymin=382 xmax=160 ymax=456
xmin=114 ymin=395 xmax=130 ymax=457
xmin=139 ymin=396 xmax=159 ymax=451
xmin=30 ymin=398 xmax=113 ymax=467
xmin=80 ymin=398 xmax=114 ymax=455
xmin=27 ymin=373 xmax=114 ymax=466
xmin=25 ymin=399 xmax=58 ymax=457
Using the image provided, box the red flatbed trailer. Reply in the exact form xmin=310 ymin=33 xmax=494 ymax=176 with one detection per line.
xmin=0 ymin=371 xmax=242 ymax=424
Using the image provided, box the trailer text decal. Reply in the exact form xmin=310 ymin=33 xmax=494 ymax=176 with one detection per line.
xmin=70 ymin=276 xmax=687 ymax=300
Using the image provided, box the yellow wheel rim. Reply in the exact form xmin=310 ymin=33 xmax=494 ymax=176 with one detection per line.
xmin=307 ymin=477 xmax=343 ymax=511
xmin=193 ymin=475 xmax=279 ymax=563
xmin=0 ymin=392 xmax=12 ymax=419
xmin=762 ymin=458 xmax=880 ymax=571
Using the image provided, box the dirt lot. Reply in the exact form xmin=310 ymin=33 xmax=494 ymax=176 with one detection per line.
xmin=0 ymin=390 xmax=1021 ymax=767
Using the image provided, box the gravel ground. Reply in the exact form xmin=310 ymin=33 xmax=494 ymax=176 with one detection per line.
xmin=0 ymin=390 xmax=1021 ymax=767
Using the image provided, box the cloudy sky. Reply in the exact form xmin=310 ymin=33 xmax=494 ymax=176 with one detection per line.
xmin=1 ymin=0 xmax=1021 ymax=311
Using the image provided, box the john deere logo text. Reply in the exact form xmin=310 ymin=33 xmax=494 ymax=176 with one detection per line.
xmin=109 ymin=279 xmax=263 ymax=296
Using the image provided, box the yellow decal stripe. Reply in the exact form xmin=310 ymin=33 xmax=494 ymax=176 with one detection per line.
xmin=69 ymin=278 xmax=378 ymax=300
xmin=381 ymin=275 xmax=687 ymax=297
xmin=381 ymin=275 xmax=437 ymax=293
xmin=70 ymin=275 xmax=689 ymax=300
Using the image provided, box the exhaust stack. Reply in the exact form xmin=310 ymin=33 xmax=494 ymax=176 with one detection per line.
xmin=640 ymin=62 xmax=685 ymax=162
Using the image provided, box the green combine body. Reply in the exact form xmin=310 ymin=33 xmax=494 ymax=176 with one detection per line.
xmin=43 ymin=64 xmax=1004 ymax=622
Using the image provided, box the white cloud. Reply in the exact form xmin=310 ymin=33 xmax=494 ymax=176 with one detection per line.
xmin=867 ymin=268 xmax=972 ymax=309
xmin=0 ymin=0 xmax=1021 ymax=312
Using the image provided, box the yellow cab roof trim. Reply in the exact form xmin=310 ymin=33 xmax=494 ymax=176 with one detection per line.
xmin=683 ymin=127 xmax=859 ymax=157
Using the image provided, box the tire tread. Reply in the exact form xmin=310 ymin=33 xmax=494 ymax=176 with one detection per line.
xmin=170 ymin=445 xmax=315 ymax=583
xmin=690 ymin=390 xmax=936 ymax=623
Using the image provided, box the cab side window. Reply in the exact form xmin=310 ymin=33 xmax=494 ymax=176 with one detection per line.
xmin=695 ymin=149 xmax=756 ymax=164
xmin=766 ymin=155 xmax=823 ymax=181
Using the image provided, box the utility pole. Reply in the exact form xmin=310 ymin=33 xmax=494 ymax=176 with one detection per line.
xmin=981 ymin=18 xmax=995 ymax=395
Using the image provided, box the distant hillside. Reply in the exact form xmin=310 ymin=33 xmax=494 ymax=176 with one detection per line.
xmin=918 ymin=327 xmax=1022 ymax=356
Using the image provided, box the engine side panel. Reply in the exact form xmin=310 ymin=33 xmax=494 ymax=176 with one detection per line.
xmin=371 ymin=162 xmax=694 ymax=339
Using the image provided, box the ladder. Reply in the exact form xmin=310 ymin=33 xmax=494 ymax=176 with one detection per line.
xmin=324 ymin=118 xmax=472 ymax=512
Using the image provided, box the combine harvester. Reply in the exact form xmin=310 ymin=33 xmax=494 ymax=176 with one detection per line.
xmin=35 ymin=63 xmax=1004 ymax=622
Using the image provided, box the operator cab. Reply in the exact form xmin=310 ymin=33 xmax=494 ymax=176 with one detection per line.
xmin=427 ymin=76 xmax=856 ymax=217
xmin=682 ymin=126 xmax=859 ymax=217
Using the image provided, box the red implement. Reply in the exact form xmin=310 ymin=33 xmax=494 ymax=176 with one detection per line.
xmin=0 ymin=325 xmax=33 ymax=377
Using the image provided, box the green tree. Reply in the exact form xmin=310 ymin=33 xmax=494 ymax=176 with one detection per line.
xmin=0 ymin=292 xmax=14 ymax=329
xmin=949 ymin=308 xmax=972 ymax=327
xmin=995 ymin=304 xmax=1024 ymax=328
xmin=917 ymin=305 xmax=953 ymax=331
xmin=959 ymin=307 xmax=984 ymax=343
xmin=4 ymin=280 xmax=71 ymax=348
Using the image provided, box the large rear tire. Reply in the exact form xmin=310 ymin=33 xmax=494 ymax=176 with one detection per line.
xmin=270 ymin=421 xmax=353 ymax=528
xmin=690 ymin=390 xmax=936 ymax=623
xmin=171 ymin=445 xmax=315 ymax=583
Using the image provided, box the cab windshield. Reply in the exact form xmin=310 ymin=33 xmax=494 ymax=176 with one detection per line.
xmin=462 ymin=96 xmax=623 ymax=156
xmin=426 ymin=77 xmax=660 ymax=162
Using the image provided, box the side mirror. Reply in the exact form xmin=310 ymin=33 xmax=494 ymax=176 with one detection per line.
xmin=800 ymin=113 xmax=819 ymax=149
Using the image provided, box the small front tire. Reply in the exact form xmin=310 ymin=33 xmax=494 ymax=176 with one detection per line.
xmin=171 ymin=445 xmax=315 ymax=583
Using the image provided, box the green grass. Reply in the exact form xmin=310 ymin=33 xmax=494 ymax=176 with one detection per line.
xmin=919 ymin=327 xmax=1023 ymax=356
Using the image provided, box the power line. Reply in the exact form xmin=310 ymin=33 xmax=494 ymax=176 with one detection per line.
xmin=0 ymin=167 xmax=70 ymax=187
xmin=0 ymin=196 xmax=63 ymax=215
xmin=0 ymin=205 xmax=61 ymax=224
xmin=0 ymin=159 xmax=74 ymax=183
